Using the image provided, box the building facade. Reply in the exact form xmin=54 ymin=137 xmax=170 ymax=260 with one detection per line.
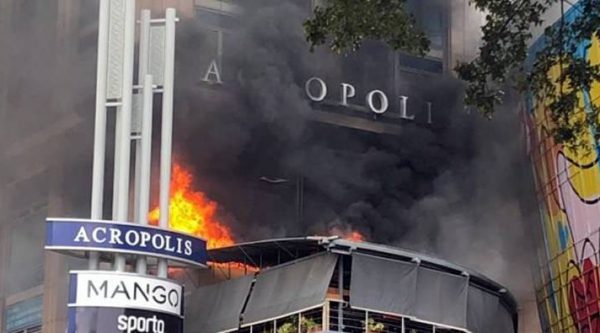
xmin=524 ymin=1 xmax=600 ymax=332
xmin=0 ymin=1 xmax=498 ymax=333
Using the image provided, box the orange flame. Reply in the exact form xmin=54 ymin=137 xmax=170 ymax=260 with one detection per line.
xmin=329 ymin=226 xmax=366 ymax=242
xmin=149 ymin=163 xmax=235 ymax=249
xmin=347 ymin=231 xmax=365 ymax=242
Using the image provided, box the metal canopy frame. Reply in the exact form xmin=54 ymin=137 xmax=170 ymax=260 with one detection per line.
xmin=205 ymin=236 xmax=518 ymax=329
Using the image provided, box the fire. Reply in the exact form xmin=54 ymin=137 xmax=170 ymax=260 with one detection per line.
xmin=149 ymin=163 xmax=235 ymax=249
xmin=329 ymin=226 xmax=366 ymax=242
xmin=347 ymin=231 xmax=365 ymax=242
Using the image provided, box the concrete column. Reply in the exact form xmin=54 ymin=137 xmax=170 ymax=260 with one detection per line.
xmin=41 ymin=167 xmax=69 ymax=333
xmin=41 ymin=252 xmax=69 ymax=333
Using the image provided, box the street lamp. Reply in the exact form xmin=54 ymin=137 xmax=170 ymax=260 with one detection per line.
xmin=259 ymin=175 xmax=304 ymax=225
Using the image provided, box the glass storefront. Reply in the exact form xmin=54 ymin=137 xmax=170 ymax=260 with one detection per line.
xmin=225 ymin=300 xmax=465 ymax=333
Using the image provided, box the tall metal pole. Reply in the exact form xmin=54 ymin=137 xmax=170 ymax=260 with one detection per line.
xmin=134 ymin=9 xmax=151 ymax=223
xmin=114 ymin=0 xmax=136 ymax=272
xmin=112 ymin=116 xmax=122 ymax=216
xmin=89 ymin=0 xmax=111 ymax=270
xmin=134 ymin=9 xmax=152 ymax=274
xmin=158 ymin=8 xmax=177 ymax=278
xmin=136 ymin=74 xmax=154 ymax=274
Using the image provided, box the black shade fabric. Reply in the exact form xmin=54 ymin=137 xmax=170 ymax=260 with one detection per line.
xmin=349 ymin=253 xmax=513 ymax=332
xmin=350 ymin=253 xmax=417 ymax=316
xmin=494 ymin=301 xmax=515 ymax=333
xmin=242 ymin=253 xmax=338 ymax=325
xmin=466 ymin=284 xmax=499 ymax=332
xmin=185 ymin=275 xmax=254 ymax=333
xmin=415 ymin=267 xmax=469 ymax=328
xmin=466 ymin=285 xmax=515 ymax=333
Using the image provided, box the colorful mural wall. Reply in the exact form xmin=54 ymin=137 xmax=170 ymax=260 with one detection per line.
xmin=525 ymin=3 xmax=600 ymax=332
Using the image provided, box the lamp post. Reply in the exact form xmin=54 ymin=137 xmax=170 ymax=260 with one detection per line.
xmin=259 ymin=175 xmax=304 ymax=226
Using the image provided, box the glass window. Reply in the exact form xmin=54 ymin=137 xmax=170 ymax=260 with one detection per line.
xmin=329 ymin=301 xmax=365 ymax=333
xmin=5 ymin=207 xmax=45 ymax=295
xmin=4 ymin=296 xmax=43 ymax=333
xmin=367 ymin=313 xmax=403 ymax=333
xmin=253 ymin=321 xmax=275 ymax=333
xmin=405 ymin=0 xmax=446 ymax=59
xmin=404 ymin=319 xmax=433 ymax=333
xmin=276 ymin=314 xmax=299 ymax=333
xmin=301 ymin=308 xmax=323 ymax=333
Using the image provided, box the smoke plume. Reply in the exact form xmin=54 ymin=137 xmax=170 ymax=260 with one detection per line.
xmin=0 ymin=0 xmax=538 ymax=328
xmin=172 ymin=0 xmax=538 ymax=325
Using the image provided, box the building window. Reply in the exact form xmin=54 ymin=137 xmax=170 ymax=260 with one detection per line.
xmin=300 ymin=308 xmax=323 ymax=333
xmin=4 ymin=296 xmax=43 ymax=333
xmin=368 ymin=312 xmax=404 ymax=333
xmin=329 ymin=301 xmax=365 ymax=333
xmin=405 ymin=0 xmax=446 ymax=59
xmin=404 ymin=319 xmax=434 ymax=333
xmin=252 ymin=321 xmax=275 ymax=333
xmin=275 ymin=314 xmax=300 ymax=333
xmin=5 ymin=218 xmax=45 ymax=295
xmin=9 ymin=326 xmax=42 ymax=333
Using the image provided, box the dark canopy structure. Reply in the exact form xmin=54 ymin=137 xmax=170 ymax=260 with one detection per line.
xmin=242 ymin=253 xmax=337 ymax=325
xmin=349 ymin=254 xmax=418 ymax=317
xmin=186 ymin=275 xmax=254 ymax=333
xmin=185 ymin=237 xmax=518 ymax=333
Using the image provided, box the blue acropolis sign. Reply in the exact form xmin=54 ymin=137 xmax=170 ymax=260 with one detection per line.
xmin=45 ymin=218 xmax=207 ymax=267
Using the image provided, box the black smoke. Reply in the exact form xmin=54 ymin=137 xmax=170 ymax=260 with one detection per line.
xmin=0 ymin=0 xmax=538 ymax=325
xmin=171 ymin=1 xmax=507 ymax=242
xmin=170 ymin=0 xmax=538 ymax=317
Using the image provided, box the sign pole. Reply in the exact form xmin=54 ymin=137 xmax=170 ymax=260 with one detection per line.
xmin=46 ymin=5 xmax=200 ymax=332
xmin=133 ymin=9 xmax=151 ymax=222
xmin=114 ymin=0 xmax=136 ymax=272
xmin=136 ymin=74 xmax=154 ymax=274
xmin=158 ymin=8 xmax=177 ymax=278
xmin=89 ymin=0 xmax=110 ymax=270
xmin=134 ymin=9 xmax=152 ymax=274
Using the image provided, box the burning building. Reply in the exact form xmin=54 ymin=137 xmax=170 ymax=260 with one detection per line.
xmin=0 ymin=1 xmax=532 ymax=333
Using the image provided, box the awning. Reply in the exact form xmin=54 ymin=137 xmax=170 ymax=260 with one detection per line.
xmin=242 ymin=252 xmax=338 ymax=325
xmin=466 ymin=284 xmax=514 ymax=333
xmin=494 ymin=299 xmax=516 ymax=333
xmin=415 ymin=266 xmax=468 ymax=328
xmin=350 ymin=253 xmax=418 ymax=316
xmin=185 ymin=275 xmax=254 ymax=333
xmin=350 ymin=253 xmax=470 ymax=330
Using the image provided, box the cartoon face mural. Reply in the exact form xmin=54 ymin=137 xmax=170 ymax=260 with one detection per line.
xmin=526 ymin=6 xmax=600 ymax=331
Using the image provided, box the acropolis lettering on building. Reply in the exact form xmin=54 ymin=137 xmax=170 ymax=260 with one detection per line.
xmin=305 ymin=77 xmax=434 ymax=124
xmin=199 ymin=59 xmax=434 ymax=124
